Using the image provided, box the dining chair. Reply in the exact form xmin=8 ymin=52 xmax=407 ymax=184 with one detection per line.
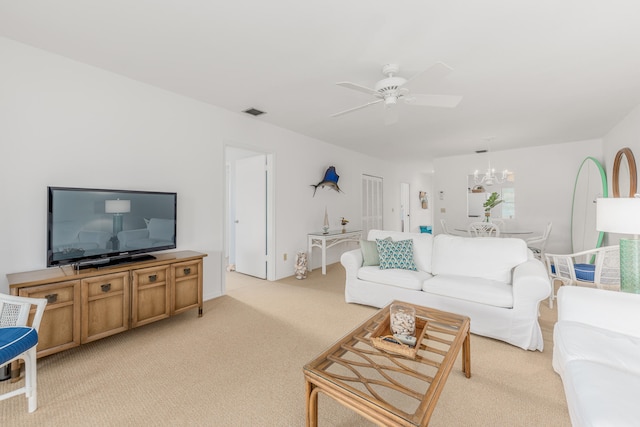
xmin=0 ymin=294 xmax=48 ymax=412
xmin=468 ymin=222 xmax=500 ymax=237
xmin=526 ymin=222 xmax=552 ymax=262
xmin=544 ymin=245 xmax=619 ymax=309
xmin=440 ymin=219 xmax=453 ymax=235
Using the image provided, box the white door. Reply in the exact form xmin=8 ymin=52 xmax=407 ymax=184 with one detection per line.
xmin=400 ymin=182 xmax=410 ymax=232
xmin=235 ymin=154 xmax=267 ymax=279
xmin=362 ymin=174 xmax=383 ymax=236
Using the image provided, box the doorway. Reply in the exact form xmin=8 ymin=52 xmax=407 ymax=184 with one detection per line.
xmin=400 ymin=182 xmax=410 ymax=232
xmin=362 ymin=174 xmax=383 ymax=236
xmin=225 ymin=146 xmax=274 ymax=284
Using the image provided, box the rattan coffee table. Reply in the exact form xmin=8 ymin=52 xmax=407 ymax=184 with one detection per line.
xmin=303 ymin=301 xmax=471 ymax=426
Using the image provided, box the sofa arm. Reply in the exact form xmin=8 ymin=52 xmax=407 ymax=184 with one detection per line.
xmin=512 ymin=259 xmax=552 ymax=304
xmin=557 ymin=286 xmax=640 ymax=337
xmin=340 ymin=249 xmax=363 ymax=277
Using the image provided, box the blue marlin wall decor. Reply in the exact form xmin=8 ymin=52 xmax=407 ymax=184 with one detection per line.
xmin=311 ymin=166 xmax=342 ymax=196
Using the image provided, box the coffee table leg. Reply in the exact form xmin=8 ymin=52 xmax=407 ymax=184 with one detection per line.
xmin=462 ymin=328 xmax=471 ymax=378
xmin=305 ymin=380 xmax=319 ymax=427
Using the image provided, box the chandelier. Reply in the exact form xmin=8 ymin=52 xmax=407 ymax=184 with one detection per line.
xmin=474 ymin=162 xmax=508 ymax=186
xmin=473 ymin=140 xmax=508 ymax=186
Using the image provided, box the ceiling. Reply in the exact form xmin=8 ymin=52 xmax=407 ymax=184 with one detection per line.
xmin=2 ymin=1 xmax=640 ymax=163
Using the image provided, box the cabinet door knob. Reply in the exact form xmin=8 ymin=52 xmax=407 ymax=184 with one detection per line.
xmin=45 ymin=293 xmax=58 ymax=304
xmin=101 ymin=283 xmax=111 ymax=292
xmin=149 ymin=274 xmax=157 ymax=282
xmin=183 ymin=268 xmax=191 ymax=275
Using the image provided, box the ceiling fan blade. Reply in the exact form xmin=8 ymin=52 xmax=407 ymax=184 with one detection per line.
xmin=403 ymin=94 xmax=462 ymax=108
xmin=403 ymin=61 xmax=454 ymax=91
xmin=336 ymin=81 xmax=379 ymax=96
xmin=330 ymin=99 xmax=384 ymax=117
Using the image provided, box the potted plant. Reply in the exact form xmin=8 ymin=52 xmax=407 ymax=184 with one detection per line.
xmin=340 ymin=217 xmax=349 ymax=233
xmin=483 ymin=192 xmax=503 ymax=222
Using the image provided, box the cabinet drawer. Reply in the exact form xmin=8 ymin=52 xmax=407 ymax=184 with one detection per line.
xmin=135 ymin=268 xmax=167 ymax=287
xmin=21 ymin=282 xmax=76 ymax=305
xmin=83 ymin=273 xmax=126 ymax=298
xmin=174 ymin=262 xmax=199 ymax=279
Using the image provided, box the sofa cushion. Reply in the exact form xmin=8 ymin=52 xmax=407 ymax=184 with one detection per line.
xmin=561 ymin=360 xmax=640 ymax=427
xmin=376 ymin=239 xmax=417 ymax=271
xmin=431 ymin=234 xmax=527 ymax=283
xmin=554 ymin=321 xmax=640 ymax=377
xmin=423 ymin=275 xmax=513 ymax=308
xmin=357 ymin=266 xmax=431 ymax=291
xmin=368 ymin=230 xmax=433 ymax=273
xmin=360 ymin=237 xmax=390 ymax=266
xmin=574 ymin=263 xmax=595 ymax=282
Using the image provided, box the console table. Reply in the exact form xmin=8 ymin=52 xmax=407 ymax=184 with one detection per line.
xmin=6 ymin=250 xmax=206 ymax=365
xmin=307 ymin=230 xmax=361 ymax=275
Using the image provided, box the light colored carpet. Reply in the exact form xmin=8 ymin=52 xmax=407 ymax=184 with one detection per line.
xmin=1 ymin=263 xmax=570 ymax=426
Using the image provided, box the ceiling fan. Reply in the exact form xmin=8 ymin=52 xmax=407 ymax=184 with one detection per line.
xmin=331 ymin=62 xmax=462 ymax=124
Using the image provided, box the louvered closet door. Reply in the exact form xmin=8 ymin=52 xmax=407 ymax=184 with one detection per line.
xmin=362 ymin=174 xmax=383 ymax=238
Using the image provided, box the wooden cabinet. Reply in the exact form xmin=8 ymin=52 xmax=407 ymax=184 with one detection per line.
xmin=81 ymin=272 xmax=130 ymax=343
xmin=8 ymin=251 xmax=206 ymax=358
xmin=18 ymin=279 xmax=81 ymax=357
xmin=132 ymin=265 xmax=170 ymax=328
xmin=172 ymin=260 xmax=203 ymax=316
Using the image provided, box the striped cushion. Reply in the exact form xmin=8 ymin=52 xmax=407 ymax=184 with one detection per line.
xmin=0 ymin=327 xmax=38 ymax=365
xmin=574 ymin=263 xmax=596 ymax=282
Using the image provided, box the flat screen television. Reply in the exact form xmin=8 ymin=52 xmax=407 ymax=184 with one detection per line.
xmin=47 ymin=187 xmax=177 ymax=268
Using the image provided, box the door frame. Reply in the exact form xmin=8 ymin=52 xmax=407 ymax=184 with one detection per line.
xmin=223 ymin=144 xmax=276 ymax=291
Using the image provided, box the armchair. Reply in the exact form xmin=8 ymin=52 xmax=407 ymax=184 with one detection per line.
xmin=0 ymin=294 xmax=48 ymax=412
xmin=525 ymin=222 xmax=552 ymax=262
xmin=544 ymin=245 xmax=620 ymax=309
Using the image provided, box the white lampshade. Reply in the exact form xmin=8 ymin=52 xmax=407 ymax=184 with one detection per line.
xmin=596 ymin=198 xmax=640 ymax=234
xmin=105 ymin=199 xmax=131 ymax=214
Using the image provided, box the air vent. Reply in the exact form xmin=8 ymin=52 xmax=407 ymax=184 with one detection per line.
xmin=243 ymin=108 xmax=266 ymax=116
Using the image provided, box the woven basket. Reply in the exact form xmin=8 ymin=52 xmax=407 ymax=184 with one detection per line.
xmin=370 ymin=312 xmax=427 ymax=359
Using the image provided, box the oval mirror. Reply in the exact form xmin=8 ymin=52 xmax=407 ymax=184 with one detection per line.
xmin=612 ymin=147 xmax=637 ymax=198
xmin=571 ymin=157 xmax=607 ymax=252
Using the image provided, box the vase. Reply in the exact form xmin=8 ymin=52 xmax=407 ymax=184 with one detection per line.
xmin=484 ymin=212 xmax=491 ymax=222
xmin=323 ymin=207 xmax=330 ymax=234
xmin=294 ymin=251 xmax=308 ymax=280
xmin=390 ymin=303 xmax=416 ymax=336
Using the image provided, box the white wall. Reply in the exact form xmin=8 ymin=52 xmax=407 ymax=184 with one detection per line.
xmin=0 ymin=37 xmax=425 ymax=296
xmin=433 ymin=139 xmax=603 ymax=254
xmin=602 ymin=102 xmax=640 ymax=245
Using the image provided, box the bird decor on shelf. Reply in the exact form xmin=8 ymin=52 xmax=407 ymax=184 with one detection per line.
xmin=311 ymin=166 xmax=342 ymax=196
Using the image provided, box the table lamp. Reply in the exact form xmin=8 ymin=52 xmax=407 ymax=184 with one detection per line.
xmin=596 ymin=197 xmax=640 ymax=293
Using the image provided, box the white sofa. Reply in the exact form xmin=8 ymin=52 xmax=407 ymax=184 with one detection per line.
xmin=340 ymin=230 xmax=551 ymax=351
xmin=553 ymin=286 xmax=640 ymax=426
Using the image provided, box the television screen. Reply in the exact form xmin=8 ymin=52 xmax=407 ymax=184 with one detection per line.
xmin=47 ymin=187 xmax=177 ymax=268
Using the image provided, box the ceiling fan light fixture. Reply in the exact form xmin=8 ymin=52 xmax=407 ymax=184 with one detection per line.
xmin=384 ymin=96 xmax=398 ymax=106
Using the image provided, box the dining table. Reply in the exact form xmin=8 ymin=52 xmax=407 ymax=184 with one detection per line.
xmin=454 ymin=227 xmax=533 ymax=237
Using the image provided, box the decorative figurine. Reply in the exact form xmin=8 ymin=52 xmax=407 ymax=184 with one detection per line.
xmin=311 ymin=166 xmax=342 ymax=196
xmin=295 ymin=252 xmax=308 ymax=279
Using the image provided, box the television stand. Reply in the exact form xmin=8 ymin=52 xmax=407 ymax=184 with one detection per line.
xmin=7 ymin=250 xmax=206 ymax=365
